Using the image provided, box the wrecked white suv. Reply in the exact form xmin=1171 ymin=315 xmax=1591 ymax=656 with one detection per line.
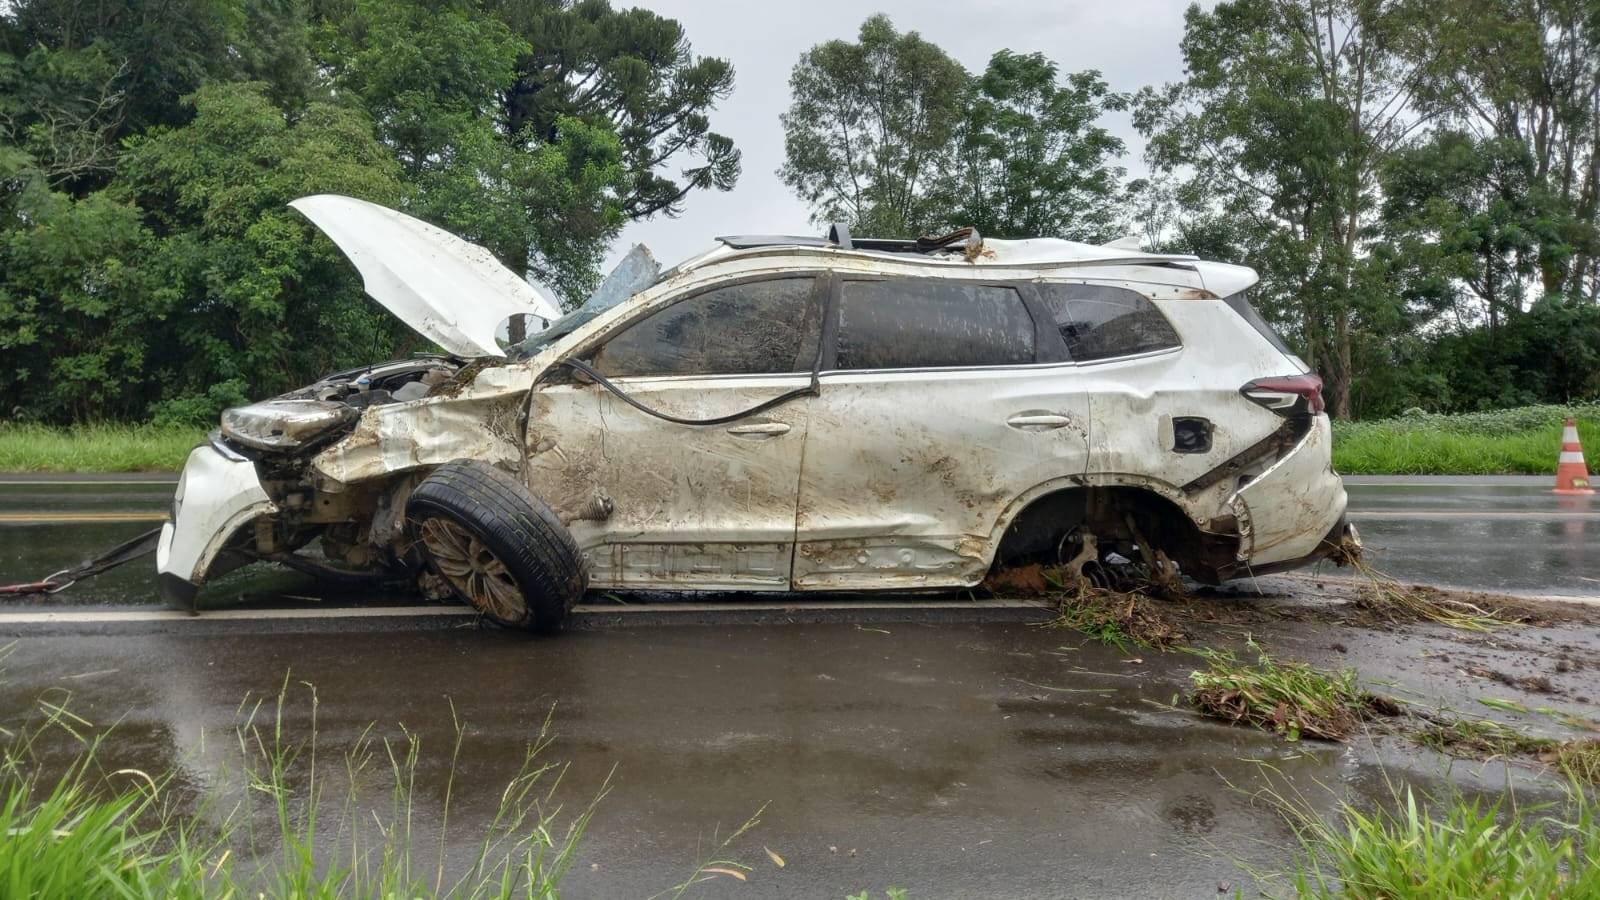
xmin=156 ymin=194 xmax=1356 ymax=630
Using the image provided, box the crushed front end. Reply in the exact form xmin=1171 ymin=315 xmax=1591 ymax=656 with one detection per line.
xmin=155 ymin=357 xmax=462 ymax=604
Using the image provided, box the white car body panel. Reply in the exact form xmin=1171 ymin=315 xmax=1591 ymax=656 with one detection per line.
xmin=526 ymin=377 xmax=812 ymax=589
xmin=289 ymin=195 xmax=560 ymax=358
xmin=1230 ymin=416 xmax=1345 ymax=564
xmin=156 ymin=444 xmax=277 ymax=583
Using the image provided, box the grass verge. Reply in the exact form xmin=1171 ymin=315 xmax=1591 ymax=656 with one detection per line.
xmin=1279 ymin=783 xmax=1600 ymax=898
xmin=1188 ymin=646 xmax=1399 ymax=741
xmin=0 ymin=422 xmax=204 ymax=472
xmin=1331 ymin=403 xmax=1598 ymax=475
xmin=0 ymin=674 xmax=607 ymax=897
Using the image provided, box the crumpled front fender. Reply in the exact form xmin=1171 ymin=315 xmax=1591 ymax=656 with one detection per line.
xmin=156 ymin=441 xmax=277 ymax=600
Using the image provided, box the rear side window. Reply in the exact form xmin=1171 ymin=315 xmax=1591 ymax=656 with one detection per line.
xmin=588 ymin=276 xmax=821 ymax=377
xmin=835 ymin=279 xmax=1036 ymax=370
xmin=1039 ymin=283 xmax=1180 ymax=362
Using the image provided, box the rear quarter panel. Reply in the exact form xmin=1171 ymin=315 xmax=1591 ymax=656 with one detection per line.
xmin=1072 ymin=296 xmax=1303 ymax=533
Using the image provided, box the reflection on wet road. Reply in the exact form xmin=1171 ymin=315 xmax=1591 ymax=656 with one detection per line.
xmin=1343 ymin=475 xmax=1599 ymax=597
xmin=0 ymin=623 xmax=1536 ymax=898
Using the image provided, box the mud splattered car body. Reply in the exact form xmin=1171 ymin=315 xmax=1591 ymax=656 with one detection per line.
xmin=157 ymin=195 xmax=1355 ymax=626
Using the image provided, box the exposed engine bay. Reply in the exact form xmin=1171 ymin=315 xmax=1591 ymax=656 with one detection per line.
xmin=218 ymin=357 xmax=464 ymax=453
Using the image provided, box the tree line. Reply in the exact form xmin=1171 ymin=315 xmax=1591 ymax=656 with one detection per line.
xmin=2 ymin=0 xmax=1597 ymax=425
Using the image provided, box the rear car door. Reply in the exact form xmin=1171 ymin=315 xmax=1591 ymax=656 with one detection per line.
xmin=524 ymin=274 xmax=825 ymax=589
xmin=791 ymin=275 xmax=1091 ymax=590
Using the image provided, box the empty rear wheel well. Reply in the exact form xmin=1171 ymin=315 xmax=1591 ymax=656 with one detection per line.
xmin=994 ymin=486 xmax=1238 ymax=583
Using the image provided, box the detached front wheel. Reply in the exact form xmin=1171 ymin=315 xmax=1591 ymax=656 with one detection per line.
xmin=407 ymin=460 xmax=587 ymax=631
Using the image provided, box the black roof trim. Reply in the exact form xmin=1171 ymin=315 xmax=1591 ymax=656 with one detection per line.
xmin=715 ymin=234 xmax=831 ymax=249
xmin=715 ymin=231 xmax=970 ymax=256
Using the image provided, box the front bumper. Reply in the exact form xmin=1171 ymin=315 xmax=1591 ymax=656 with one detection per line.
xmin=155 ymin=439 xmax=277 ymax=603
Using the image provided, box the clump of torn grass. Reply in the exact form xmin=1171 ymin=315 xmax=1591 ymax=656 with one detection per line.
xmin=1280 ymin=784 xmax=1600 ymax=898
xmin=1344 ymin=555 xmax=1518 ymax=632
xmin=1417 ymin=716 xmax=1557 ymax=757
xmin=1554 ymin=741 xmax=1600 ymax=785
xmin=1418 ymin=717 xmax=1600 ymax=784
xmin=987 ymin=562 xmax=1186 ymax=650
xmin=1047 ymin=584 xmax=1184 ymax=651
xmin=1188 ymin=645 xmax=1399 ymax=741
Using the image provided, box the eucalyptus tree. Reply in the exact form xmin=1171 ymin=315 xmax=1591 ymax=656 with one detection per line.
xmin=1134 ymin=0 xmax=1431 ymax=418
xmin=938 ymin=52 xmax=1129 ymax=242
xmin=779 ymin=14 xmax=969 ymax=236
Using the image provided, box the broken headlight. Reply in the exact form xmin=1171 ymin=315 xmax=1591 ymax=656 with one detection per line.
xmin=220 ymin=399 xmax=358 ymax=452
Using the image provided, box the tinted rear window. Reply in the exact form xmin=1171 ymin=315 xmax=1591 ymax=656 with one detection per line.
xmin=1223 ymin=291 xmax=1298 ymax=358
xmin=1039 ymin=283 xmax=1180 ymax=361
xmin=835 ymin=279 xmax=1036 ymax=370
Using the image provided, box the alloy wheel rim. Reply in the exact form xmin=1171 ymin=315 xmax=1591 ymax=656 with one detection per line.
xmin=418 ymin=517 xmax=526 ymax=621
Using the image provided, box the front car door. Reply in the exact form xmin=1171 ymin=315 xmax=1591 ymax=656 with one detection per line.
xmin=792 ymin=274 xmax=1091 ymax=590
xmin=524 ymin=274 xmax=825 ymax=590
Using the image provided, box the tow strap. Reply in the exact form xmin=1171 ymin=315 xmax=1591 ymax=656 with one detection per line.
xmin=0 ymin=526 xmax=162 ymax=597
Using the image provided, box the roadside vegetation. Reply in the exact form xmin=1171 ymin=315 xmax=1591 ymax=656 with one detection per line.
xmin=0 ymin=675 xmax=786 ymax=898
xmin=4 ymin=404 xmax=1596 ymax=475
xmin=0 ymin=422 xmax=203 ymax=472
xmin=1276 ymin=783 xmax=1600 ymax=898
xmin=1 ymin=683 xmax=605 ymax=898
xmin=1331 ymin=404 xmax=1599 ymax=475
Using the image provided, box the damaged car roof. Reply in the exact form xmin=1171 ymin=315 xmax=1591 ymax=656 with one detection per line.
xmin=294 ymin=194 xmax=1260 ymax=360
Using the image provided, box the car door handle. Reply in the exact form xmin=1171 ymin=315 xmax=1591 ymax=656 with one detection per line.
xmin=1006 ymin=413 xmax=1074 ymax=431
xmin=726 ymin=421 xmax=791 ymax=437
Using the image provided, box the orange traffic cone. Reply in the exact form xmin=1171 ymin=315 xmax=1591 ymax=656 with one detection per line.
xmin=1553 ymin=418 xmax=1594 ymax=495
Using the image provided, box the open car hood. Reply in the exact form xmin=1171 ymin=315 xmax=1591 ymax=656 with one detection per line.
xmin=290 ymin=195 xmax=561 ymax=358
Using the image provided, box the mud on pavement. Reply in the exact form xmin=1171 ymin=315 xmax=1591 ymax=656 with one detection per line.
xmin=986 ymin=557 xmax=1600 ymax=779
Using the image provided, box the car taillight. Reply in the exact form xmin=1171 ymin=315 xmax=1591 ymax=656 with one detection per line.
xmin=1241 ymin=374 xmax=1324 ymax=416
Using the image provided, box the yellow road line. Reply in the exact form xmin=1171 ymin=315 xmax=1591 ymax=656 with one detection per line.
xmin=0 ymin=512 xmax=167 ymax=524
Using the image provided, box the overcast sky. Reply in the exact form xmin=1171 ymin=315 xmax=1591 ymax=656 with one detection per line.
xmin=610 ymin=0 xmax=1202 ymax=268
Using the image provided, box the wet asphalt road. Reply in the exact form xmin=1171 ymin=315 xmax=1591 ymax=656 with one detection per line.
xmin=1 ymin=616 xmax=1581 ymax=898
xmin=0 ymin=474 xmax=1596 ymax=897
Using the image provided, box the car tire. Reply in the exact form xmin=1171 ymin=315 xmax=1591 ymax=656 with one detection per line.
xmin=406 ymin=460 xmax=587 ymax=631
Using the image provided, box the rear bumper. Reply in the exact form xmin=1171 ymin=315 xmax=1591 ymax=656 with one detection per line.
xmin=1228 ymin=415 xmax=1349 ymax=568
xmin=155 ymin=440 xmax=276 ymax=601
xmin=1224 ymin=517 xmax=1359 ymax=578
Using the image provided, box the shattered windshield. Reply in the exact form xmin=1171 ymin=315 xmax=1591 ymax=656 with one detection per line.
xmin=507 ymin=244 xmax=661 ymax=361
